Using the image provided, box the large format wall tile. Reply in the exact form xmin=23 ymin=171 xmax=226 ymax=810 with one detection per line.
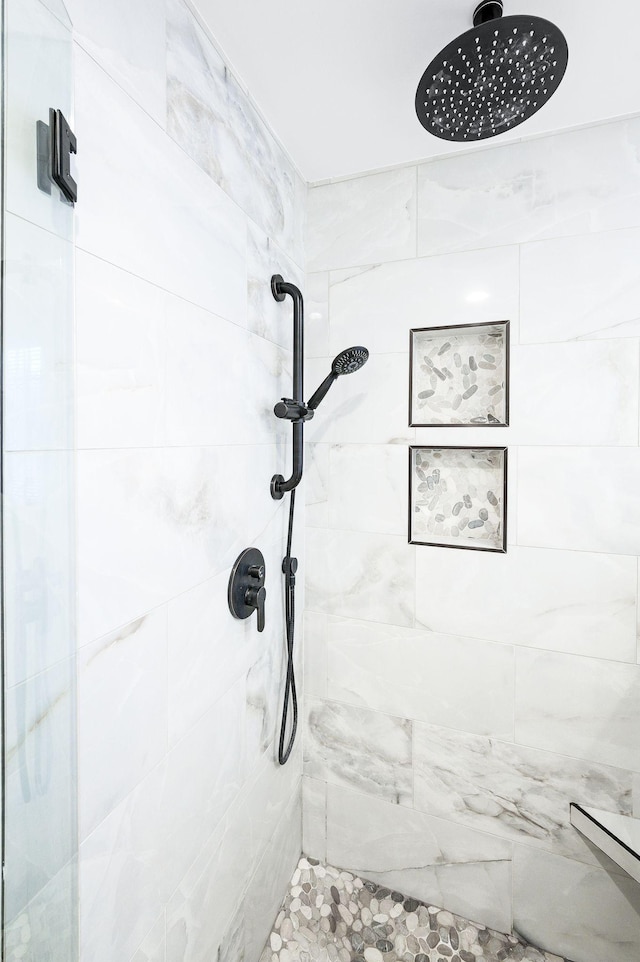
xmin=326 ymin=785 xmax=513 ymax=933
xmin=243 ymin=793 xmax=303 ymax=962
xmin=76 ymin=251 xmax=167 ymax=450
xmin=304 ymin=698 xmax=412 ymax=806
xmin=509 ymin=340 xmax=639 ymax=445
xmin=307 ymin=168 xmax=417 ymax=272
xmin=166 ymin=0 xmax=304 ymax=266
xmin=306 ymin=528 xmax=414 ymax=626
xmin=75 ymin=47 xmax=247 ymax=324
xmin=515 ymin=649 xmax=640 ymax=772
xmin=513 ymin=846 xmax=640 ymax=962
xmin=304 ymin=352 xmax=414 ymax=445
xmin=78 ymin=610 xmax=168 ymax=841
xmin=415 ymin=545 xmax=638 ymax=662
xmin=167 ymin=570 xmax=258 ymax=747
xmin=246 ymin=220 xmax=305 ymax=347
xmin=330 ymin=246 xmax=519 ymax=355
xmin=520 ymin=229 xmax=640 ymax=342
xmin=517 ymin=447 xmax=640 ymax=555
xmin=165 ymin=800 xmax=252 ymax=962
xmin=327 ymin=444 xmax=407 ymax=536
xmin=417 ymin=117 xmax=640 ymax=256
xmin=413 ymin=723 xmax=633 ymax=866
xmin=78 ymin=445 xmax=284 ymax=645
xmin=302 ymin=776 xmax=327 ymax=862
xmin=69 ymin=0 xmax=167 ymax=124
xmin=164 ymin=295 xmax=291 ymax=447
xmin=80 ymin=679 xmax=246 ymax=962
xmin=325 ymin=617 xmax=514 ymax=739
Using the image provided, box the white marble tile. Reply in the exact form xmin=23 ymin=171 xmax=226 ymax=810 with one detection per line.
xmin=306 ymin=528 xmax=414 ymax=627
xmin=517 ymin=447 xmax=640 ymax=555
xmin=509 ymin=340 xmax=639 ymax=444
xmin=247 ymin=221 xmax=305 ymax=347
xmin=305 ymin=272 xmax=330 ymax=358
xmin=302 ymin=776 xmax=327 ymax=863
xmin=80 ymin=679 xmax=246 ymax=962
xmin=417 ymin=117 xmax=640 ymax=256
xmin=326 ymin=785 xmax=513 ymax=933
xmin=327 ymin=443 xmax=407 ymax=536
xmin=3 ymin=215 xmax=74 ymax=452
xmin=307 ymin=168 xmax=417 ymax=272
xmin=167 ymin=569 xmax=259 ymax=746
xmin=166 ymin=0 xmax=304 ymax=265
xmin=326 ymin=618 xmax=514 ymax=739
xmin=4 ymin=658 xmax=76 ymax=922
xmin=217 ymin=907 xmax=244 ymax=962
xmin=515 ymin=649 xmax=640 ymax=773
xmin=75 ymin=47 xmax=247 ymax=323
xmin=513 ymin=846 xmax=640 ymax=962
xmin=305 ymin=353 xmax=414 ymax=445
xmin=163 ymin=678 xmax=247 ymax=881
xmin=520 ymin=229 xmax=640 ymax=342
xmin=330 ymin=247 xmax=519 ymax=356
xmin=3 ymin=451 xmax=75 ymax=688
xmin=76 ymin=251 xmax=167 ymax=449
xmin=304 ymin=698 xmax=412 ymax=806
xmin=78 ymin=609 xmax=168 ymax=841
xmin=243 ymin=792 xmax=302 ymax=962
xmin=242 ymin=742 xmax=301 ymax=867
xmin=413 ymin=722 xmax=633 ymax=867
xmin=5 ymin=0 xmax=73 ymax=239
xmin=304 ymin=610 xmax=328 ymax=699
xmin=165 ymin=799 xmax=252 ymax=962
xmin=415 ymin=545 xmax=638 ymax=662
xmin=246 ymin=641 xmax=284 ymax=764
xmin=164 ymin=295 xmax=290 ymax=447
xmin=305 ymin=442 xmax=329 ymax=528
xmin=634 ymin=774 xmax=640 ymax=817
xmin=132 ymin=913 xmax=166 ymax=962
xmin=77 ymin=446 xmax=259 ymax=645
xmin=71 ymin=0 xmax=166 ymax=124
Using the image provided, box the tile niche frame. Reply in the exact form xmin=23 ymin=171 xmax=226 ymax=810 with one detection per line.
xmin=409 ymin=445 xmax=508 ymax=553
xmin=409 ymin=319 xmax=510 ymax=428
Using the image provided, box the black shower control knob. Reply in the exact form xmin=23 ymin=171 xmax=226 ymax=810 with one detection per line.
xmin=244 ymin=585 xmax=266 ymax=632
xmin=248 ymin=564 xmax=264 ymax=580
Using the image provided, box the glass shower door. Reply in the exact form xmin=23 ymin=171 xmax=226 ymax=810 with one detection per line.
xmin=1 ymin=0 xmax=77 ymax=958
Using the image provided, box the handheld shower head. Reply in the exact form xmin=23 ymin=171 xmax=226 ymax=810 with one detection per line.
xmin=307 ymin=346 xmax=369 ymax=411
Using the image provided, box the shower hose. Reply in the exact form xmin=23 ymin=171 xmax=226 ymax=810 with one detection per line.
xmin=278 ymin=487 xmax=298 ymax=765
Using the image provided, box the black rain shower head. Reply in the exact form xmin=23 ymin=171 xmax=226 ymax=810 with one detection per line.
xmin=415 ymin=0 xmax=568 ymax=142
xmin=307 ymin=346 xmax=369 ymax=411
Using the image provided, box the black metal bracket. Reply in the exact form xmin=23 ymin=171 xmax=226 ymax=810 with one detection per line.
xmin=49 ymin=108 xmax=77 ymax=204
xmin=228 ymin=547 xmax=266 ymax=632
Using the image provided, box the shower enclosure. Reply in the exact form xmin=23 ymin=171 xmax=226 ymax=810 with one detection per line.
xmin=1 ymin=0 xmax=78 ymax=957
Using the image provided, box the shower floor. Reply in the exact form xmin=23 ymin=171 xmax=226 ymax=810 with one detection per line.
xmin=260 ymin=857 xmax=569 ymax=962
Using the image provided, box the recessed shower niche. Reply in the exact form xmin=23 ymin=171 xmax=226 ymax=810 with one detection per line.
xmin=409 ymin=320 xmax=510 ymax=426
xmin=409 ymin=446 xmax=507 ymax=552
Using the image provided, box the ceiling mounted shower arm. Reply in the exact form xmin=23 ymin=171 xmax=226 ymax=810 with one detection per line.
xmin=271 ymin=275 xmax=305 ymax=501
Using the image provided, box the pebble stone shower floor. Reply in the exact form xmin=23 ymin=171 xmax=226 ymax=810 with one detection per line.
xmin=260 ymin=858 xmax=571 ymax=962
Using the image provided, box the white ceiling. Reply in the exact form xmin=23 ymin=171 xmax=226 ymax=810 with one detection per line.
xmin=192 ymin=0 xmax=640 ymax=183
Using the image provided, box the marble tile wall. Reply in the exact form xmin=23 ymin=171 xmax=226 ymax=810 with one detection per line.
xmin=304 ymin=115 xmax=640 ymax=962
xmin=70 ymin=1 xmax=305 ymax=960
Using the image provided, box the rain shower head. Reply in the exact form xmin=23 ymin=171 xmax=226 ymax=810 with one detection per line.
xmin=307 ymin=346 xmax=369 ymax=411
xmin=415 ymin=0 xmax=568 ymax=142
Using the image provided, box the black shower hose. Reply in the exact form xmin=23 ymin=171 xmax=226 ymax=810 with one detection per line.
xmin=278 ymin=488 xmax=298 ymax=765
